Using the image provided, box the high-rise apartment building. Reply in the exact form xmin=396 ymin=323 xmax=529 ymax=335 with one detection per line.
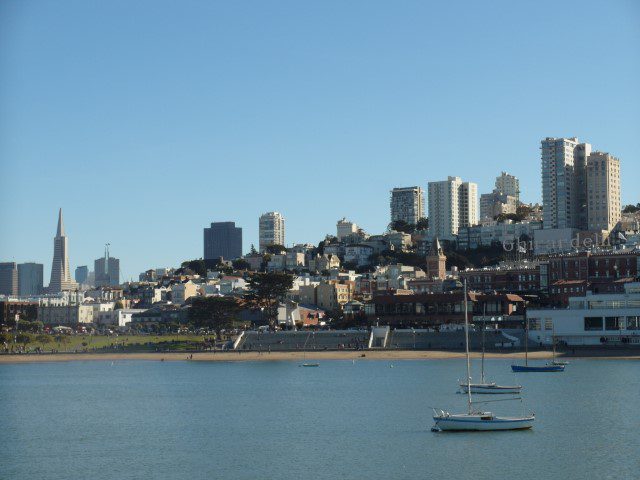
xmin=0 ymin=262 xmax=19 ymax=296
xmin=428 ymin=177 xmax=478 ymax=240
xmin=75 ymin=266 xmax=89 ymax=284
xmin=586 ymin=152 xmax=621 ymax=231
xmin=259 ymin=212 xmax=285 ymax=253
xmin=48 ymin=209 xmax=78 ymax=293
xmin=390 ymin=187 xmax=425 ymax=225
xmin=203 ymin=221 xmax=243 ymax=260
xmin=494 ymin=172 xmax=520 ymax=203
xmin=541 ymin=137 xmax=621 ymax=233
xmin=18 ymin=262 xmax=43 ymax=296
xmin=541 ymin=137 xmax=591 ymax=230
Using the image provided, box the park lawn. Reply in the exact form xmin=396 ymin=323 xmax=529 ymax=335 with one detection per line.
xmin=28 ymin=334 xmax=207 ymax=353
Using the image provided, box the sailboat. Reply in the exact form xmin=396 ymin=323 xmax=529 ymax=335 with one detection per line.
xmin=299 ymin=331 xmax=319 ymax=367
xmin=459 ymin=307 xmax=522 ymax=395
xmin=433 ymin=281 xmax=535 ymax=432
xmin=548 ymin=327 xmax=569 ymax=367
xmin=511 ymin=318 xmax=564 ymax=372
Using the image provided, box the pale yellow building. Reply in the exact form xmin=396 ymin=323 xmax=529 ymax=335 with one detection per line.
xmin=586 ymin=152 xmax=621 ymax=232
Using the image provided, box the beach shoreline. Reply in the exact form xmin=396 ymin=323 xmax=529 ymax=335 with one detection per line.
xmin=1 ymin=349 xmax=639 ymax=364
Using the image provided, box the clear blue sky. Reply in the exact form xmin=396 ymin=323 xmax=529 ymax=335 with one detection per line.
xmin=1 ymin=0 xmax=639 ymax=282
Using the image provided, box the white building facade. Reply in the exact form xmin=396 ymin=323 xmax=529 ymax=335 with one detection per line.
xmin=390 ymin=187 xmax=425 ymax=226
xmin=259 ymin=211 xmax=285 ymax=252
xmin=428 ymin=176 xmax=478 ymax=240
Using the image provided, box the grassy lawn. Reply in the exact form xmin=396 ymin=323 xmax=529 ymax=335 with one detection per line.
xmin=15 ymin=334 xmax=211 ymax=353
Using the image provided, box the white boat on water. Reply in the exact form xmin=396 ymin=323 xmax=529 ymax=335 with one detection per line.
xmin=459 ymin=382 xmax=522 ymax=395
xmin=433 ymin=410 xmax=535 ymax=431
xmin=433 ymin=280 xmax=534 ymax=432
xmin=458 ymin=308 xmax=522 ymax=395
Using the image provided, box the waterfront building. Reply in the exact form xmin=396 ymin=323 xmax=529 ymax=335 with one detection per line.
xmin=37 ymin=304 xmax=94 ymax=325
xmin=526 ymin=283 xmax=640 ymax=346
xmin=18 ymin=262 xmax=43 ymax=296
xmin=48 ymin=209 xmax=78 ymax=293
xmin=459 ymin=261 xmax=541 ymax=294
xmin=428 ymin=177 xmax=478 ymax=240
xmin=586 ymin=152 xmax=621 ymax=232
xmin=336 ymin=218 xmax=358 ymax=241
xmin=259 ymin=212 xmax=285 ymax=253
xmin=0 ymin=262 xmax=19 ymax=296
xmin=541 ymin=137 xmax=591 ymax=230
xmin=203 ymin=221 xmax=243 ymax=260
xmin=390 ymin=187 xmax=425 ymax=226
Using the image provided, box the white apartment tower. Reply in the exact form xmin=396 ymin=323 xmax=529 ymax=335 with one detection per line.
xmin=586 ymin=152 xmax=621 ymax=231
xmin=259 ymin=211 xmax=285 ymax=252
xmin=541 ymin=137 xmax=591 ymax=230
xmin=428 ymin=177 xmax=478 ymax=240
xmin=390 ymin=187 xmax=425 ymax=225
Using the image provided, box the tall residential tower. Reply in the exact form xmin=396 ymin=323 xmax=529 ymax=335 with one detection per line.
xmin=428 ymin=177 xmax=478 ymax=240
xmin=259 ymin=212 xmax=285 ymax=252
xmin=390 ymin=187 xmax=425 ymax=226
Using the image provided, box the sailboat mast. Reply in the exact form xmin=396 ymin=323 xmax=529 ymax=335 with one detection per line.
xmin=463 ymin=280 xmax=472 ymax=414
xmin=524 ymin=317 xmax=529 ymax=367
xmin=481 ymin=304 xmax=486 ymax=384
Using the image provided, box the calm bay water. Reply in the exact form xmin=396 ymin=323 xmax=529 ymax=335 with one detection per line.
xmin=1 ymin=358 xmax=639 ymax=480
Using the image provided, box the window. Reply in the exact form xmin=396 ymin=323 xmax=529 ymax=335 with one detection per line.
xmin=584 ymin=317 xmax=603 ymax=331
xmin=544 ymin=319 xmax=553 ymax=330
xmin=626 ymin=316 xmax=640 ymax=331
xmin=605 ymin=317 xmax=621 ymax=331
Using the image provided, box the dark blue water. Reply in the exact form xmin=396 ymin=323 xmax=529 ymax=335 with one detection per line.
xmin=1 ymin=358 xmax=639 ymax=480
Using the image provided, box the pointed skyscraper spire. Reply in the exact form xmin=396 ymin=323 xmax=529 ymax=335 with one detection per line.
xmin=56 ymin=208 xmax=65 ymax=237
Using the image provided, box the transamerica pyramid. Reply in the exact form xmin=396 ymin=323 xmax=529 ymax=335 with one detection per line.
xmin=48 ymin=208 xmax=78 ymax=293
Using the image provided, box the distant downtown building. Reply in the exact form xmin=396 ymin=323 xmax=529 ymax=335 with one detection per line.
xmin=18 ymin=262 xmax=43 ymax=296
xmin=203 ymin=221 xmax=243 ymax=260
xmin=48 ymin=209 xmax=78 ymax=293
xmin=541 ymin=137 xmax=621 ymax=232
xmin=480 ymin=172 xmax=520 ymax=221
xmin=75 ymin=265 xmax=89 ymax=284
xmin=259 ymin=212 xmax=285 ymax=253
xmin=428 ymin=176 xmax=478 ymax=240
xmin=0 ymin=262 xmax=19 ymax=296
xmin=95 ymin=253 xmax=120 ymax=287
xmin=390 ymin=187 xmax=425 ymax=226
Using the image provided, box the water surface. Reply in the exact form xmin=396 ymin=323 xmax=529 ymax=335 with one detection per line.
xmin=1 ymin=358 xmax=638 ymax=479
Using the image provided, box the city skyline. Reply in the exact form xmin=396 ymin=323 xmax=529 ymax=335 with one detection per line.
xmin=1 ymin=0 xmax=638 ymax=280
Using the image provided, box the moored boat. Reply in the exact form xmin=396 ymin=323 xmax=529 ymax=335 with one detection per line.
xmin=460 ymin=382 xmax=522 ymax=394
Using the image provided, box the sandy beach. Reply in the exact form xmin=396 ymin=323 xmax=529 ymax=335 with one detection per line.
xmin=1 ymin=349 xmax=639 ymax=363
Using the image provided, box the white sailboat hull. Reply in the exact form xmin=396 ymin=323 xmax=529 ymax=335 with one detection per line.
xmin=460 ymin=383 xmax=522 ymax=395
xmin=433 ymin=412 xmax=534 ymax=431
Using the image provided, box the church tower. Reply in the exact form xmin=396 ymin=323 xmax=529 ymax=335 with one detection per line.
xmin=426 ymin=238 xmax=447 ymax=280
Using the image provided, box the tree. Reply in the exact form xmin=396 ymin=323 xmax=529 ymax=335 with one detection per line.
xmin=622 ymin=203 xmax=640 ymax=214
xmin=416 ymin=217 xmax=429 ymax=231
xmin=249 ymin=244 xmax=258 ymax=255
xmin=244 ymin=272 xmax=294 ymax=328
xmin=265 ymin=244 xmax=287 ymax=254
xmin=232 ymin=259 xmax=251 ymax=271
xmin=389 ymin=220 xmax=415 ymax=234
xmin=189 ymin=297 xmax=240 ymax=335
xmin=114 ymin=300 xmax=124 ymax=310
xmin=179 ymin=259 xmax=207 ymax=276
